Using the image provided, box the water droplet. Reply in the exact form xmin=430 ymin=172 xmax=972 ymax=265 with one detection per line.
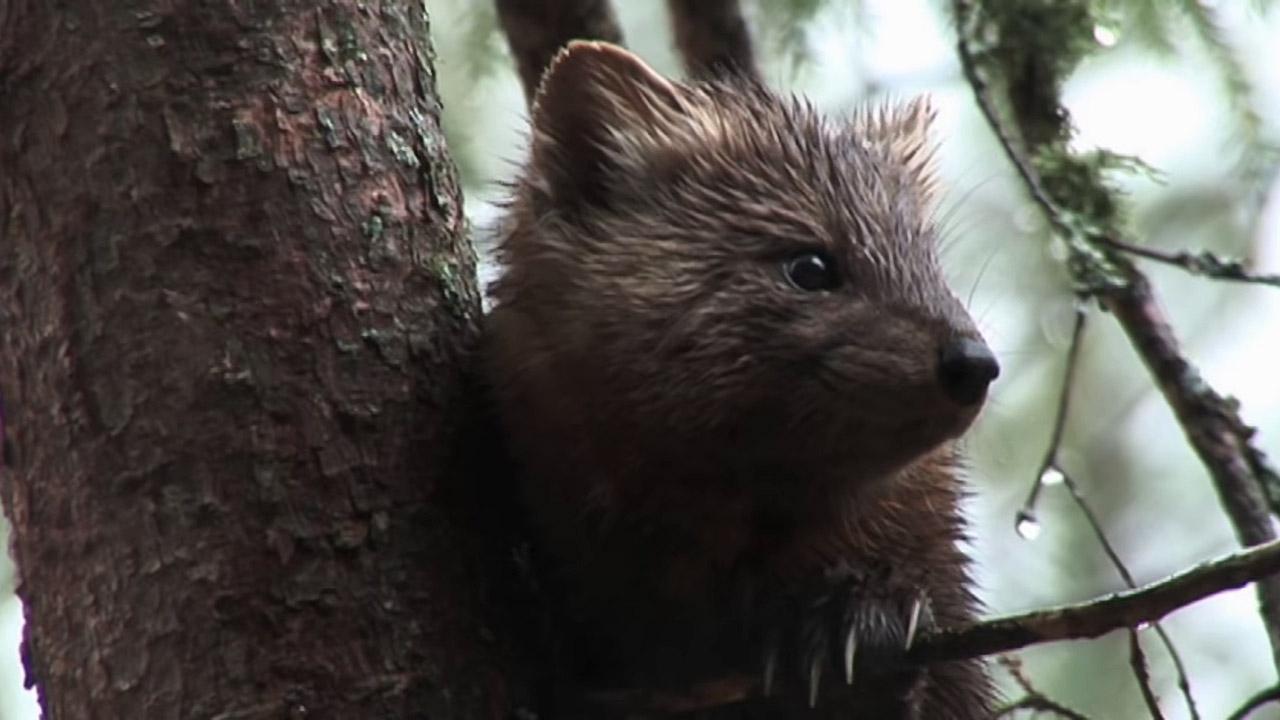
xmin=1015 ymin=510 xmax=1042 ymax=541
xmin=1135 ymin=620 xmax=1153 ymax=632
xmin=1093 ymin=25 xmax=1119 ymax=48
xmin=1039 ymin=466 xmax=1066 ymax=487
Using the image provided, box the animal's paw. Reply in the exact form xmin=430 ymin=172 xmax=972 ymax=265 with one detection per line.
xmin=758 ymin=569 xmax=933 ymax=708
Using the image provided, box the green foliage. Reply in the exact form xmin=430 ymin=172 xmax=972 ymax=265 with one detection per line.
xmin=1175 ymin=0 xmax=1277 ymax=189
xmin=968 ymin=0 xmax=1099 ymax=82
xmin=749 ymin=0 xmax=830 ymax=71
xmin=454 ymin=3 xmax=506 ymax=80
xmin=1101 ymin=0 xmax=1276 ymax=197
xmin=1097 ymin=0 xmax=1178 ymax=54
xmin=433 ymin=0 xmax=508 ymax=190
xmin=956 ymin=0 xmax=1133 ymax=294
xmin=958 ymin=0 xmax=1097 ymax=147
xmin=956 ymin=0 xmax=1275 ymax=298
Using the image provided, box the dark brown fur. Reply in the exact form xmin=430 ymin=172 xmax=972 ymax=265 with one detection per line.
xmin=485 ymin=42 xmax=997 ymax=718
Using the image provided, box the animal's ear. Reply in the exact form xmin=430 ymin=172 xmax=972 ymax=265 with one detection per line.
xmin=528 ymin=41 xmax=688 ymax=207
xmin=852 ymin=97 xmax=939 ymax=203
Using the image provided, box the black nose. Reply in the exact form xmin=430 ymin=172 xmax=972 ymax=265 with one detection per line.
xmin=937 ymin=338 xmax=999 ymax=406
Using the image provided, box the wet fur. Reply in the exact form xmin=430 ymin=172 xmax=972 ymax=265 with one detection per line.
xmin=485 ymin=42 xmax=996 ymax=717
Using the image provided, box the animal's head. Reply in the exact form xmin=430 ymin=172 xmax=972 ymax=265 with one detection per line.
xmin=491 ymin=41 xmax=997 ymax=480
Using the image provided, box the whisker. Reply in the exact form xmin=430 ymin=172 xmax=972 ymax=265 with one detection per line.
xmin=966 ymin=244 xmax=1004 ymax=309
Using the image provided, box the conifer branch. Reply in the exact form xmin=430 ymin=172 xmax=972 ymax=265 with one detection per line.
xmin=952 ymin=0 xmax=1280 ymax=677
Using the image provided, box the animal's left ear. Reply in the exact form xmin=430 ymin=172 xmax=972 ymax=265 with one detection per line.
xmin=851 ymin=97 xmax=939 ymax=203
xmin=526 ymin=41 xmax=689 ymax=209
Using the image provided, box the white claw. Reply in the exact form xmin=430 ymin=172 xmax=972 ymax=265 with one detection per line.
xmin=808 ymin=655 xmax=823 ymax=709
xmin=905 ymin=597 xmax=924 ymax=650
xmin=844 ymin=629 xmax=858 ymax=685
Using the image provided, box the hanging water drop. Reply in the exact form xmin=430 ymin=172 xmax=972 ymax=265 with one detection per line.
xmin=1015 ymin=509 xmax=1042 ymax=541
xmin=1039 ymin=466 xmax=1066 ymax=487
xmin=1093 ymin=24 xmax=1119 ymax=48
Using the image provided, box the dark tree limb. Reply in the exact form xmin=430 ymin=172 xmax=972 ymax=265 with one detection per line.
xmin=494 ymin=0 xmax=625 ymax=104
xmin=666 ymin=0 xmax=760 ymax=81
xmin=1102 ymin=257 xmax=1280 ymax=667
xmin=951 ymin=0 xmax=1280 ymax=676
xmin=584 ymin=539 xmax=1280 ymax=713
xmin=914 ymin=539 xmax=1280 ymax=665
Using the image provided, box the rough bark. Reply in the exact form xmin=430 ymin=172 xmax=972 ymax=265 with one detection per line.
xmin=0 ymin=2 xmax=524 ymax=718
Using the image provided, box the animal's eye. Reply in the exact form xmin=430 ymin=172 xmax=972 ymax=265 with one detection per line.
xmin=783 ymin=251 xmax=840 ymax=292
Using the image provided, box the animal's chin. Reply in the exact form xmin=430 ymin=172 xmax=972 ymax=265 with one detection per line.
xmin=891 ymin=401 xmax=983 ymax=441
xmin=687 ymin=381 xmax=987 ymax=478
xmin=802 ymin=402 xmax=984 ymax=481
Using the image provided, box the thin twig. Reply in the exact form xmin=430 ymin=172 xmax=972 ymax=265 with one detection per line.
xmin=951 ymin=0 xmax=1062 ymax=222
xmin=1097 ymin=237 xmax=1280 ymax=288
xmin=999 ymin=654 xmax=1038 ymax=697
xmin=952 ymin=0 xmax=1280 ymax=674
xmin=994 ymin=656 xmax=1093 ymax=720
xmin=1021 ymin=306 xmax=1195 ymax=720
xmin=1018 ymin=305 xmax=1088 ymax=525
xmin=1128 ymin=629 xmax=1166 ymax=719
xmin=1227 ymin=684 xmax=1280 ymax=720
xmin=913 ymin=538 xmax=1280 ymax=664
xmin=993 ymin=696 xmax=1093 ymax=719
xmin=1063 ymin=476 xmax=1200 ymax=720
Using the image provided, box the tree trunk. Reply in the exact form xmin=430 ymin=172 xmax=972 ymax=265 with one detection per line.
xmin=0 ymin=2 xmax=524 ymax=717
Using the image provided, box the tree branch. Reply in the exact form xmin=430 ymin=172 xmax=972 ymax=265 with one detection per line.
xmin=913 ymin=538 xmax=1280 ymax=665
xmin=666 ymin=0 xmax=759 ymax=80
xmin=584 ymin=539 xmax=1280 ymax=713
xmin=1104 ymin=271 xmax=1280 ymax=666
xmin=1227 ymin=684 xmax=1280 ymax=720
xmin=494 ymin=0 xmax=625 ymax=104
xmin=1097 ymin=237 xmax=1280 ymax=288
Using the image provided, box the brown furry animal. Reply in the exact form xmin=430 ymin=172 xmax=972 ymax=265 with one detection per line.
xmin=485 ymin=41 xmax=999 ymax=718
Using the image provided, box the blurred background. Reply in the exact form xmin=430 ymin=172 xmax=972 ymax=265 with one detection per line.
xmin=2 ymin=1 xmax=1278 ymax=717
